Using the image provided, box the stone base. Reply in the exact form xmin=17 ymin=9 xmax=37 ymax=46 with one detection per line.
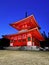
xmin=19 ymin=46 xmax=40 ymax=51
xmin=4 ymin=46 xmax=40 ymax=51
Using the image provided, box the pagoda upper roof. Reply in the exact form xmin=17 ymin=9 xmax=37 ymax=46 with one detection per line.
xmin=10 ymin=15 xmax=40 ymax=31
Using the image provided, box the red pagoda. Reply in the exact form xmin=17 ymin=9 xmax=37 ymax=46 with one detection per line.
xmin=3 ymin=15 xmax=44 ymax=49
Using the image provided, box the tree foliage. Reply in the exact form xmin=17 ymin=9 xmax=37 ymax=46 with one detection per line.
xmin=0 ymin=38 xmax=10 ymax=49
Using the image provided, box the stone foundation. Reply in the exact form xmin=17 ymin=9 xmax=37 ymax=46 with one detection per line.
xmin=19 ymin=46 xmax=40 ymax=51
xmin=4 ymin=46 xmax=40 ymax=51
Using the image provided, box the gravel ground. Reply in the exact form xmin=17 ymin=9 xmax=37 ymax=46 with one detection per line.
xmin=0 ymin=50 xmax=49 ymax=65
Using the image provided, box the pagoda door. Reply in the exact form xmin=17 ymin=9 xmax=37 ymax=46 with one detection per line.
xmin=27 ymin=33 xmax=32 ymax=46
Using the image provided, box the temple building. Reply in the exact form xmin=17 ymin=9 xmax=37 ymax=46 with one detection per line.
xmin=3 ymin=15 xmax=44 ymax=50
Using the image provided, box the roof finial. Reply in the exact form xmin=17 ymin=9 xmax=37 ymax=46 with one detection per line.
xmin=25 ymin=12 xmax=27 ymax=18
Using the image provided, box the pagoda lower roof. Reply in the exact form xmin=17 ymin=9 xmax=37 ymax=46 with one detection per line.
xmin=10 ymin=15 xmax=40 ymax=30
xmin=4 ymin=27 xmax=44 ymax=41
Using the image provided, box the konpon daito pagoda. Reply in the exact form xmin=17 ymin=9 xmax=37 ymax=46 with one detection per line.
xmin=3 ymin=15 xmax=44 ymax=50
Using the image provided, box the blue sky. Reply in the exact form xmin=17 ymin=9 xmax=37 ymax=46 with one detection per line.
xmin=0 ymin=0 xmax=49 ymax=38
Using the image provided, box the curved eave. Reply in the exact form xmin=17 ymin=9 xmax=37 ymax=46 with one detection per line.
xmin=31 ymin=28 xmax=45 ymax=41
